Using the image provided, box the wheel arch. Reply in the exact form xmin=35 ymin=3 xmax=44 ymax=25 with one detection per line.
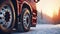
xmin=22 ymin=1 xmax=33 ymax=15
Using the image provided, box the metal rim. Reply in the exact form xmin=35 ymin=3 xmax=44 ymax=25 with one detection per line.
xmin=0 ymin=5 xmax=12 ymax=28
xmin=23 ymin=9 xmax=30 ymax=29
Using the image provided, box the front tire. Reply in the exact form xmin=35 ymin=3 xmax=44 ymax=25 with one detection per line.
xmin=0 ymin=0 xmax=16 ymax=32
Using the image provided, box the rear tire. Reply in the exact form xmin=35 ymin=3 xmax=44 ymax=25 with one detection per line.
xmin=0 ymin=0 xmax=16 ymax=32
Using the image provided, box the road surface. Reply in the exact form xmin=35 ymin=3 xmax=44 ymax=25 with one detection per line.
xmin=12 ymin=24 xmax=60 ymax=34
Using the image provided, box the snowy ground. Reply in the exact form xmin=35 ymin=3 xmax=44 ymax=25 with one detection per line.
xmin=12 ymin=24 xmax=60 ymax=34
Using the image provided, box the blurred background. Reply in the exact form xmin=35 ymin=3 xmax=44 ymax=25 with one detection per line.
xmin=36 ymin=0 xmax=60 ymax=24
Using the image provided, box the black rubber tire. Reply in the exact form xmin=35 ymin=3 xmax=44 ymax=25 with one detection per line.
xmin=18 ymin=8 xmax=31 ymax=32
xmin=0 ymin=0 xmax=16 ymax=32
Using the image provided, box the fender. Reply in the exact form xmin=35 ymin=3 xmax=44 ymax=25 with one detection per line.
xmin=21 ymin=1 xmax=33 ymax=15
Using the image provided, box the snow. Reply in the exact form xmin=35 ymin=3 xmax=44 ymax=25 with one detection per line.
xmin=12 ymin=24 xmax=60 ymax=34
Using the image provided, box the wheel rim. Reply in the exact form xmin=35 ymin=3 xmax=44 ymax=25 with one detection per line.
xmin=0 ymin=5 xmax=12 ymax=28
xmin=23 ymin=9 xmax=30 ymax=29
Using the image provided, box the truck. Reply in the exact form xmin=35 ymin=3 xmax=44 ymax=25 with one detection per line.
xmin=0 ymin=0 xmax=39 ymax=32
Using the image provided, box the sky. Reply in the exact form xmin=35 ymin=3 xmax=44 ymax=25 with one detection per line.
xmin=36 ymin=0 xmax=60 ymax=17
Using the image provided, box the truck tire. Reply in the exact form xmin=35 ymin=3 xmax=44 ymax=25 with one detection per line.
xmin=0 ymin=0 xmax=16 ymax=32
xmin=18 ymin=8 xmax=31 ymax=32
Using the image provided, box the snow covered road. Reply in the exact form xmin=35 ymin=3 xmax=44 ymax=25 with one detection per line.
xmin=12 ymin=24 xmax=60 ymax=34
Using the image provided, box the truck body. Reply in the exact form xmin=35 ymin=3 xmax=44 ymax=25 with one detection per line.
xmin=0 ymin=0 xmax=39 ymax=32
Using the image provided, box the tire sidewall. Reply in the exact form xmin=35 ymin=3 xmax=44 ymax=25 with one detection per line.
xmin=21 ymin=8 xmax=31 ymax=32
